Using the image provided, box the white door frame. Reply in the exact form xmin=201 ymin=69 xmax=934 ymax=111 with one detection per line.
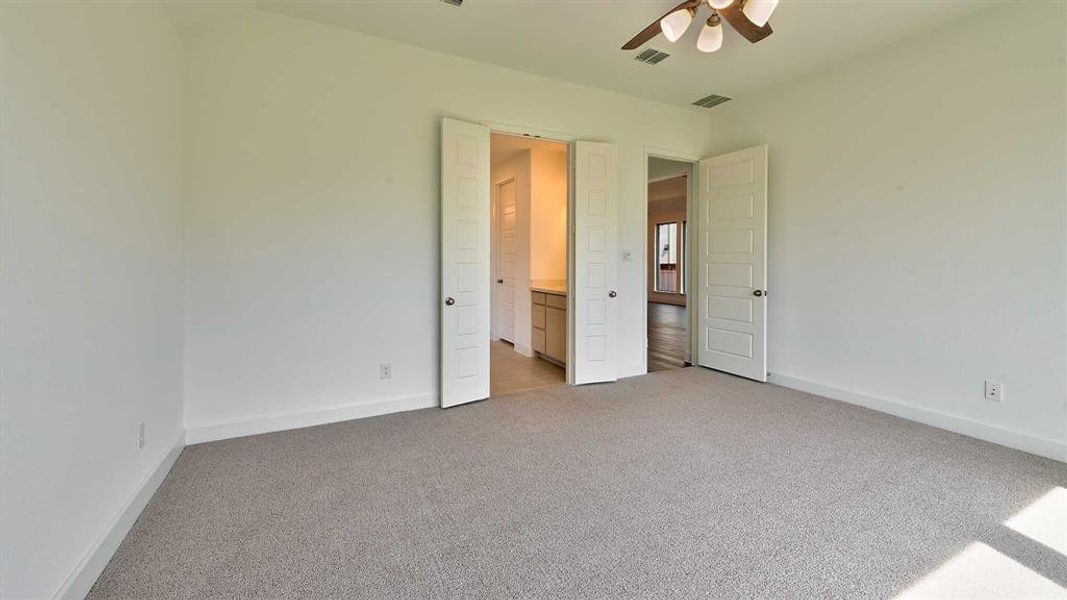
xmin=643 ymin=147 xmax=701 ymax=373
xmin=483 ymin=121 xmax=577 ymax=145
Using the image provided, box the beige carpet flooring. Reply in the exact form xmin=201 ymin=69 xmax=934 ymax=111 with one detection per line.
xmin=88 ymin=367 xmax=1066 ymax=599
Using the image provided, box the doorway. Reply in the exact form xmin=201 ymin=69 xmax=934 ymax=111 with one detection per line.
xmin=440 ymin=118 xmax=622 ymax=408
xmin=489 ymin=133 xmax=569 ymax=396
xmin=641 ymin=146 xmax=769 ymax=381
xmin=647 ymin=156 xmax=693 ymax=372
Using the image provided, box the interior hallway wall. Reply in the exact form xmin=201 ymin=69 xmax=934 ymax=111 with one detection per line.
xmin=705 ymin=1 xmax=1067 ymax=458
xmin=529 ymin=147 xmax=568 ymax=286
xmin=0 ymin=4 xmax=186 ymax=597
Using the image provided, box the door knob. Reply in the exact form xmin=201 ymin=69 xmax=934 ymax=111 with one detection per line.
xmin=497 ymin=279 xmax=504 ymax=284
xmin=753 ymin=290 xmax=766 ymax=297
xmin=445 ymin=297 xmax=456 ymax=306
xmin=608 ymin=291 xmax=617 ymax=298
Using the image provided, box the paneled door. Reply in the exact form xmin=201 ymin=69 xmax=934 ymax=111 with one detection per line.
xmin=440 ymin=118 xmax=490 ymax=407
xmin=570 ymin=141 xmax=618 ymax=385
xmin=497 ymin=178 xmax=517 ymax=343
xmin=696 ymin=145 xmax=768 ymax=381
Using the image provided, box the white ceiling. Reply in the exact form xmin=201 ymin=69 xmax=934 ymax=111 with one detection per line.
xmin=254 ymin=0 xmax=1002 ymax=108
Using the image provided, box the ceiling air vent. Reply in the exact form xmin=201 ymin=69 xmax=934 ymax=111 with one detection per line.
xmin=634 ymin=48 xmax=670 ymax=65
xmin=692 ymin=94 xmax=732 ymax=109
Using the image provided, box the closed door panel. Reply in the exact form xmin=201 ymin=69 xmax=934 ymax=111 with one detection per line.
xmin=545 ymin=306 xmax=566 ymax=363
xmin=498 ymin=178 xmax=517 ymax=342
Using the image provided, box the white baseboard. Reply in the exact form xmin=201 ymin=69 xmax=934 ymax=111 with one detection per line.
xmin=52 ymin=433 xmax=185 ymax=600
xmin=184 ymin=393 xmax=438 ymax=445
xmin=768 ymin=373 xmax=1066 ymax=463
xmin=514 ymin=343 xmax=534 ymax=358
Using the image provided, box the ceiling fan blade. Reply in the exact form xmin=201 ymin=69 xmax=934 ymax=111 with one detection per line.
xmin=621 ymin=0 xmax=702 ymax=50
xmin=718 ymin=2 xmax=773 ymax=43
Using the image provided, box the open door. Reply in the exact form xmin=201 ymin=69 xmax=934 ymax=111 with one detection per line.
xmin=570 ymin=141 xmax=618 ymax=385
xmin=696 ymin=145 xmax=768 ymax=382
xmin=441 ymin=118 xmax=491 ymax=407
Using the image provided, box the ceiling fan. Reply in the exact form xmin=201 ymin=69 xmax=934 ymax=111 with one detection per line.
xmin=622 ymin=0 xmax=779 ymax=53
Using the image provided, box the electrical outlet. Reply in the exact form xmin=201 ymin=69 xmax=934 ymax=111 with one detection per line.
xmin=380 ymin=363 xmax=392 ymax=379
xmin=984 ymin=381 xmax=1003 ymax=402
xmin=137 ymin=421 xmax=146 ymax=450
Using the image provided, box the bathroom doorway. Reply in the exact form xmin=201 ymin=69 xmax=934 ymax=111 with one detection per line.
xmin=489 ymin=133 xmax=570 ymax=395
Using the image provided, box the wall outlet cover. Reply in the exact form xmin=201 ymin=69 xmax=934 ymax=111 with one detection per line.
xmin=984 ymin=381 xmax=1003 ymax=402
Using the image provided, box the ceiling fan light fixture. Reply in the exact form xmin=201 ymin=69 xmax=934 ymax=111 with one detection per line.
xmin=660 ymin=7 xmax=696 ymax=43
xmin=708 ymin=0 xmax=734 ymax=9
xmin=696 ymin=15 xmax=723 ymax=52
xmin=741 ymin=0 xmax=778 ymax=27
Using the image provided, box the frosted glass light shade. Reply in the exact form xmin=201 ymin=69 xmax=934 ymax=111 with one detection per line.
xmin=696 ymin=20 xmax=723 ymax=52
xmin=708 ymin=0 xmax=734 ymax=9
xmin=742 ymin=0 xmax=778 ymax=27
xmin=660 ymin=8 xmax=695 ymax=43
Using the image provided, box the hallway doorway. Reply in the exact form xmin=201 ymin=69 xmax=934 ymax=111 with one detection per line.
xmin=647 ymin=156 xmax=692 ymax=372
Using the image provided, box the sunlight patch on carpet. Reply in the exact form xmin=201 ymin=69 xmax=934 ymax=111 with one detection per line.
xmin=896 ymin=542 xmax=1065 ymax=599
xmin=1005 ymin=486 xmax=1067 ymax=558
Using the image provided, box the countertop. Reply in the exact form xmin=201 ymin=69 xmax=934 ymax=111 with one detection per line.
xmin=530 ymin=284 xmax=567 ymax=295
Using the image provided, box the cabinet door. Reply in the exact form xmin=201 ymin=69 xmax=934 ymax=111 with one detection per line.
xmin=546 ymin=307 xmax=566 ymax=363
xmin=532 ymin=328 xmax=546 ymax=354
xmin=532 ymin=303 xmax=546 ymax=330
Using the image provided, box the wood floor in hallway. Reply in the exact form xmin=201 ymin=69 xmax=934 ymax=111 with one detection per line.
xmin=648 ymin=301 xmax=687 ymax=372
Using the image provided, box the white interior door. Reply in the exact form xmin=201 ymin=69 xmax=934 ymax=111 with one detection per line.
xmin=570 ymin=141 xmax=618 ymax=385
xmin=441 ymin=118 xmax=490 ymax=407
xmin=497 ymin=178 xmax=517 ymax=343
xmin=696 ymin=145 xmax=768 ymax=382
